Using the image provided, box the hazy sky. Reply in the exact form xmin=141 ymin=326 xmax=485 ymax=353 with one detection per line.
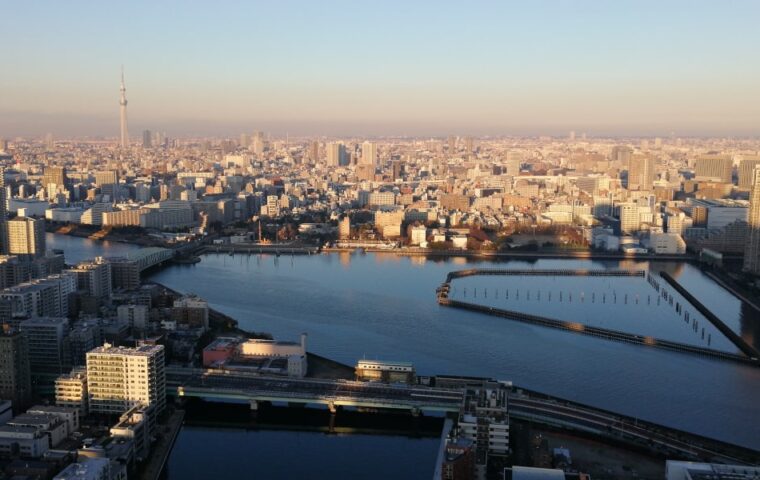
xmin=2 ymin=0 xmax=760 ymax=138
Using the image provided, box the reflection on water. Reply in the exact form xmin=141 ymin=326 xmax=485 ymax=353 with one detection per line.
xmin=165 ymin=400 xmax=443 ymax=480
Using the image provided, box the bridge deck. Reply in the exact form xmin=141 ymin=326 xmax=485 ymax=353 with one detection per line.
xmin=167 ymin=369 xmax=463 ymax=412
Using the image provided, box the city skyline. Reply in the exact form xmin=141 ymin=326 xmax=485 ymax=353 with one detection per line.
xmin=2 ymin=1 xmax=760 ymax=138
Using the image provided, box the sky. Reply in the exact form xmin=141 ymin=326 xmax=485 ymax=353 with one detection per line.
xmin=1 ymin=0 xmax=760 ymax=138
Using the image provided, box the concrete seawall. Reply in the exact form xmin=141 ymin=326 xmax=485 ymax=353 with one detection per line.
xmin=438 ymin=298 xmax=757 ymax=366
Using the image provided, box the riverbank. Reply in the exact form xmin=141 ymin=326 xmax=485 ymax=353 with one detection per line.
xmin=48 ymin=224 xmax=168 ymax=247
xmin=138 ymin=408 xmax=185 ymax=480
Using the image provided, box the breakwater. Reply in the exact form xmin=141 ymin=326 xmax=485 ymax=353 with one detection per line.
xmin=436 ymin=268 xmax=758 ymax=366
xmin=659 ymin=272 xmax=760 ymax=360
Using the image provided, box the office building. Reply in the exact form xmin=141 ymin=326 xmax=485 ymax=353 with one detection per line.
xmin=86 ymin=343 xmax=166 ymax=415
xmin=0 ymin=326 xmax=32 ymax=411
xmin=19 ymin=317 xmax=70 ymax=385
xmin=744 ymin=167 xmax=760 ymax=274
xmin=7 ymin=216 xmax=45 ymax=259
xmin=695 ymin=154 xmax=732 ymax=183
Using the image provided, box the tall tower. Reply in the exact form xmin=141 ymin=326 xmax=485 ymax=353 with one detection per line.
xmin=119 ymin=68 xmax=129 ymax=148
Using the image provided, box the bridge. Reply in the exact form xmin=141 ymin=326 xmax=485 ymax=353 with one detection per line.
xmin=166 ymin=368 xmax=463 ymax=414
xmin=128 ymin=247 xmax=175 ymax=272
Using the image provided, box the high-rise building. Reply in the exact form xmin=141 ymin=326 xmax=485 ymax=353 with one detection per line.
xmin=7 ymin=216 xmax=46 ymax=258
xmin=447 ymin=135 xmax=456 ymax=153
xmin=65 ymin=259 xmax=112 ymax=302
xmin=743 ymin=167 xmax=760 ymax=274
xmin=86 ymin=343 xmax=166 ymax=415
xmin=0 ymin=166 xmax=6 ymax=255
xmin=19 ymin=317 xmax=70 ymax=389
xmin=43 ymin=166 xmax=67 ymax=192
xmin=361 ymin=141 xmax=377 ymax=166
xmin=119 ymin=68 xmax=129 ymax=148
xmin=309 ymin=141 xmax=319 ymax=164
xmin=392 ymin=161 xmax=403 ymax=181
xmin=738 ymin=156 xmax=760 ymax=190
xmin=338 ymin=216 xmax=351 ymax=240
xmin=94 ymin=170 xmax=120 ymax=202
xmin=251 ymin=131 xmax=265 ymax=155
xmin=464 ymin=136 xmax=474 ymax=153
xmin=142 ymin=130 xmax=152 ymax=148
xmin=619 ymin=202 xmax=641 ymax=233
xmin=326 ymin=142 xmax=347 ymax=167
xmin=695 ymin=154 xmax=732 ymax=183
xmin=627 ymin=154 xmax=656 ymax=191
xmin=0 ymin=325 xmax=32 ymax=411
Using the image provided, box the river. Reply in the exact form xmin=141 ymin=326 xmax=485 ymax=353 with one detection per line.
xmin=46 ymin=234 xmax=760 ymax=454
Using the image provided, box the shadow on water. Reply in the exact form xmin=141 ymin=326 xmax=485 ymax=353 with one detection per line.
xmin=180 ymin=398 xmax=445 ymax=437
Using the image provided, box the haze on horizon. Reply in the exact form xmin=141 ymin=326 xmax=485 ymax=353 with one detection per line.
xmin=2 ymin=0 xmax=759 ymax=138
